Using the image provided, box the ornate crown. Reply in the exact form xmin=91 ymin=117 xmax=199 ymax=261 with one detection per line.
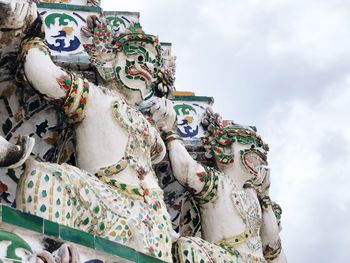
xmin=201 ymin=107 xmax=269 ymax=165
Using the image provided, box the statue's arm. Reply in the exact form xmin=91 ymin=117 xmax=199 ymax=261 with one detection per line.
xmin=21 ymin=37 xmax=90 ymax=123
xmin=149 ymin=97 xmax=207 ymax=193
xmin=166 ymin=137 xmax=207 ymax=193
xmin=22 ymin=38 xmax=70 ymax=101
xmin=259 ymin=199 xmax=287 ymax=263
xmin=256 ymin=171 xmax=287 ymax=263
xmin=0 ymin=0 xmax=72 ymax=102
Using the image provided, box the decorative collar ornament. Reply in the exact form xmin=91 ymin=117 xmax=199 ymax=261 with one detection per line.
xmin=201 ymin=107 xmax=269 ymax=165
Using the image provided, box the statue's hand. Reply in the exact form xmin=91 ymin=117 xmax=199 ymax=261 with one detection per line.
xmin=154 ymin=68 xmax=175 ymax=97
xmin=81 ymin=15 xmax=99 ymax=38
xmin=0 ymin=0 xmax=38 ymax=30
xmin=255 ymin=166 xmax=271 ymax=196
xmin=149 ymin=97 xmax=177 ymax=132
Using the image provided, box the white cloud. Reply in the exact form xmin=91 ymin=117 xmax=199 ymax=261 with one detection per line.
xmin=264 ymin=75 xmax=350 ymax=262
xmin=265 ymin=1 xmax=350 ymax=68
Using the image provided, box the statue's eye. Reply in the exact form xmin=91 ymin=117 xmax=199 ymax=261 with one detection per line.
xmin=138 ymin=55 xmax=144 ymax=62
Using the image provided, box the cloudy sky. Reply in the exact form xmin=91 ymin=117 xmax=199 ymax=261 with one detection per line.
xmin=102 ymin=1 xmax=350 ymax=262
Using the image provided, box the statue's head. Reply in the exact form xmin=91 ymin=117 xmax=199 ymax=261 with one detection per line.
xmin=113 ymin=32 xmax=161 ymax=102
xmin=201 ymin=108 xmax=269 ymax=181
xmin=83 ymin=17 xmax=162 ymax=103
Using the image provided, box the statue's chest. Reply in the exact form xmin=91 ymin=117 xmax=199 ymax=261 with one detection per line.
xmin=231 ymin=186 xmax=262 ymax=234
xmin=112 ymin=100 xmax=156 ymax=151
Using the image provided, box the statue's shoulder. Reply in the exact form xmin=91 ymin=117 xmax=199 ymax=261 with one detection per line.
xmin=193 ymin=165 xmax=221 ymax=205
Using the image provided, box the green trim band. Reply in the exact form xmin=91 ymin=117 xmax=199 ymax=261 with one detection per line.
xmin=172 ymin=95 xmax=214 ymax=103
xmin=38 ymin=3 xmax=101 ymax=13
xmin=104 ymin=10 xmax=140 ymax=18
xmin=0 ymin=205 xmax=166 ymax=262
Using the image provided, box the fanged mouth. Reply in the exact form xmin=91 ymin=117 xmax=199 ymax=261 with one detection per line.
xmin=242 ymin=150 xmax=268 ymax=175
xmin=128 ymin=65 xmax=152 ymax=82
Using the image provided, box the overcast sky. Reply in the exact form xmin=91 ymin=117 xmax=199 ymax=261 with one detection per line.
xmin=102 ymin=1 xmax=350 ymax=262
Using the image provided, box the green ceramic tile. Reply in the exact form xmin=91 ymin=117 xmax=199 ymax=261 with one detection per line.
xmin=94 ymin=236 xmax=136 ymax=261
xmin=37 ymin=2 xmax=101 ymax=12
xmin=137 ymin=252 xmax=166 ymax=263
xmin=0 ymin=258 xmax=22 ymax=263
xmin=60 ymin=225 xmax=94 ymax=248
xmin=172 ymin=95 xmax=214 ymax=103
xmin=2 ymin=206 xmax=43 ymax=233
xmin=44 ymin=219 xmax=59 ymax=238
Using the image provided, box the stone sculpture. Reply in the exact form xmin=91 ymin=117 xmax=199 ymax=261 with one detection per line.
xmin=0 ymin=1 xmax=287 ymax=262
xmin=150 ymin=102 xmax=287 ymax=262
xmin=0 ymin=1 xmax=177 ymax=262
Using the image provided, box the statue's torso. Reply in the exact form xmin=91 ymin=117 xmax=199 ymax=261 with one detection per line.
xmin=200 ymin=175 xmax=264 ymax=257
xmin=75 ymin=85 xmax=161 ymax=188
xmin=16 ymin=83 xmax=174 ymax=261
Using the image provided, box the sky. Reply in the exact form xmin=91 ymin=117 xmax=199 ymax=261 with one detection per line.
xmin=102 ymin=1 xmax=350 ymax=262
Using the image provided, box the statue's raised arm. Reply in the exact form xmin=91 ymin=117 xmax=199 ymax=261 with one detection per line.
xmin=149 ymin=97 xmax=209 ymax=195
xmin=0 ymin=0 xmax=68 ymax=101
xmin=21 ymin=33 xmax=69 ymax=101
